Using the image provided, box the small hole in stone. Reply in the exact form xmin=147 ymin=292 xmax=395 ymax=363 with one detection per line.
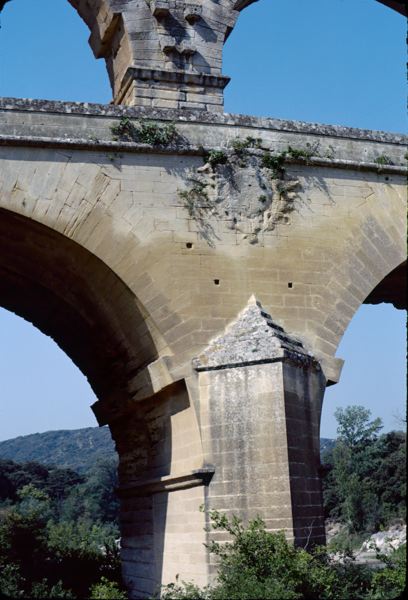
xmin=186 ymin=242 xmax=193 ymax=249
xmin=288 ymin=282 xmax=293 ymax=288
xmin=214 ymin=279 xmax=220 ymax=286
xmin=225 ymin=211 xmax=229 ymax=216
xmin=385 ymin=176 xmax=389 ymax=181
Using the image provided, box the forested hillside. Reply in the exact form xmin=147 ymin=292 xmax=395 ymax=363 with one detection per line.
xmin=0 ymin=408 xmax=405 ymax=599
xmin=0 ymin=456 xmax=123 ymax=598
xmin=0 ymin=427 xmax=337 ymax=472
xmin=0 ymin=427 xmax=116 ymax=473
xmin=320 ymin=437 xmax=336 ymax=453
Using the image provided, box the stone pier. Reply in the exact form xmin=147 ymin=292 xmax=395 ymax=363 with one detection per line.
xmin=0 ymin=0 xmax=406 ymax=597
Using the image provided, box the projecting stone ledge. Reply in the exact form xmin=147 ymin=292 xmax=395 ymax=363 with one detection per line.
xmin=193 ymin=295 xmax=320 ymax=372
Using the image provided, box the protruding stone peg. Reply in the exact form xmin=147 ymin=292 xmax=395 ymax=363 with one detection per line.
xmin=184 ymin=5 xmax=202 ymax=24
xmin=149 ymin=0 xmax=170 ymax=19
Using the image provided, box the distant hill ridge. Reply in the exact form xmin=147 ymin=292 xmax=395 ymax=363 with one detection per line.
xmin=0 ymin=427 xmax=334 ymax=473
xmin=0 ymin=427 xmax=116 ymax=473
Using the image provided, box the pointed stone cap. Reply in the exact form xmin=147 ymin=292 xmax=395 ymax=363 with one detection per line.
xmin=193 ymin=296 xmax=319 ymax=372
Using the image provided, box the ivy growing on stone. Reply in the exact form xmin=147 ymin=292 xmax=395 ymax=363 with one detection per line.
xmin=111 ymin=118 xmax=177 ymax=146
xmin=178 ymin=179 xmax=210 ymax=218
xmin=374 ymin=154 xmax=394 ymax=166
xmin=205 ymin=150 xmax=228 ymax=169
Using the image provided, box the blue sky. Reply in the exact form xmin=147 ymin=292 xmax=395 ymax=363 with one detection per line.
xmin=0 ymin=0 xmax=406 ymax=440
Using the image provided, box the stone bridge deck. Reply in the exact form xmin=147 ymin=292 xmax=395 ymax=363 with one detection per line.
xmin=0 ymin=97 xmax=406 ymax=597
xmin=0 ymin=97 xmax=405 ymax=379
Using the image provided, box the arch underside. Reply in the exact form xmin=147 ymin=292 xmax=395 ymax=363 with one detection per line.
xmin=0 ymin=208 xmax=158 ymax=413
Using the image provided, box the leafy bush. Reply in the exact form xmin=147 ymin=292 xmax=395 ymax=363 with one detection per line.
xmin=369 ymin=544 xmax=406 ymax=599
xmin=0 ymin=485 xmax=123 ymax=599
xmin=373 ymin=154 xmax=394 ymax=166
xmin=111 ymin=117 xmax=176 ymax=145
xmin=138 ymin=121 xmax=176 ymax=145
xmin=230 ymin=136 xmax=262 ymax=156
xmin=158 ymin=511 xmax=404 ymax=600
xmin=205 ymin=150 xmax=228 ymax=168
xmin=261 ymin=150 xmax=287 ymax=178
xmin=89 ymin=577 xmax=127 ymax=599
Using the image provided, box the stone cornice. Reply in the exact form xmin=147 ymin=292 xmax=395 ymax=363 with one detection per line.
xmin=0 ymin=135 xmax=405 ymax=175
xmin=0 ymin=97 xmax=406 ymax=145
xmin=117 ymin=467 xmax=215 ymax=497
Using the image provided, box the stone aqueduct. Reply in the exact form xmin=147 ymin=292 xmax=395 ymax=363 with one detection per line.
xmin=0 ymin=0 xmax=406 ymax=597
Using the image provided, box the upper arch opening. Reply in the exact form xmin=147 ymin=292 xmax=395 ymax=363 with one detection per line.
xmin=223 ymin=0 xmax=406 ymax=131
xmin=0 ymin=0 xmax=111 ymax=103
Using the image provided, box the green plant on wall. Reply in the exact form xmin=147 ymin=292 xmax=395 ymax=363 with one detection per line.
xmin=178 ymin=141 xmax=319 ymax=246
xmin=138 ymin=121 xmax=176 ymax=145
xmin=230 ymin=136 xmax=263 ymax=154
xmin=374 ymin=154 xmax=394 ymax=166
xmin=110 ymin=117 xmax=136 ymax=142
xmin=261 ymin=144 xmax=318 ymax=178
xmin=286 ymin=145 xmax=314 ymax=161
xmin=261 ymin=150 xmax=287 ymax=179
xmin=205 ymin=149 xmax=228 ymax=169
xmin=111 ymin=118 xmax=177 ymax=146
xmin=178 ymin=179 xmax=210 ymax=219
xmin=178 ymin=178 xmax=218 ymax=246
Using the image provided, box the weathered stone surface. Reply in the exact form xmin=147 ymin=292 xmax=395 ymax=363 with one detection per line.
xmin=0 ymin=2 xmax=405 ymax=596
xmin=195 ymin=301 xmax=327 ymax=557
xmin=193 ymin=295 xmax=317 ymax=370
xmin=0 ymin=85 xmax=406 ymax=600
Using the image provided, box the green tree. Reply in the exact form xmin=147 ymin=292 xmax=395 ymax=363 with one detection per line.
xmin=322 ymin=406 xmax=406 ymax=534
xmin=60 ymin=459 xmax=119 ymax=526
xmin=334 ymin=406 xmax=382 ymax=449
xmin=89 ymin=577 xmax=127 ymax=600
xmin=0 ymin=479 xmax=123 ymax=599
xmin=331 ymin=407 xmax=383 ymax=532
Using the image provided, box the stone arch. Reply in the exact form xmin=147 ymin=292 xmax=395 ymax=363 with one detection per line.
xmin=0 ymin=207 xmax=159 ymax=415
xmin=319 ymin=234 xmax=406 ymax=387
xmin=0 ymin=206 xmax=207 ymax=596
xmin=334 ymin=216 xmax=406 ymax=346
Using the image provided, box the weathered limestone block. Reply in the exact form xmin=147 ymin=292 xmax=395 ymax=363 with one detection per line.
xmin=194 ymin=296 xmax=327 ymax=557
xmin=105 ymin=0 xmax=243 ymax=109
xmin=110 ymin=380 xmax=212 ymax=598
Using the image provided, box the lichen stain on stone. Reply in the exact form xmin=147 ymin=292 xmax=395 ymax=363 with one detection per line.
xmin=181 ymin=150 xmax=301 ymax=246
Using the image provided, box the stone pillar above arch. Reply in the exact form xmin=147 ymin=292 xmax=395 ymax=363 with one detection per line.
xmin=98 ymin=0 xmax=258 ymax=110
xmin=69 ymin=0 xmax=259 ymax=110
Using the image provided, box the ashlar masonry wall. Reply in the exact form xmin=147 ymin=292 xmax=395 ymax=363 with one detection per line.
xmin=0 ymin=98 xmax=406 ymax=597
